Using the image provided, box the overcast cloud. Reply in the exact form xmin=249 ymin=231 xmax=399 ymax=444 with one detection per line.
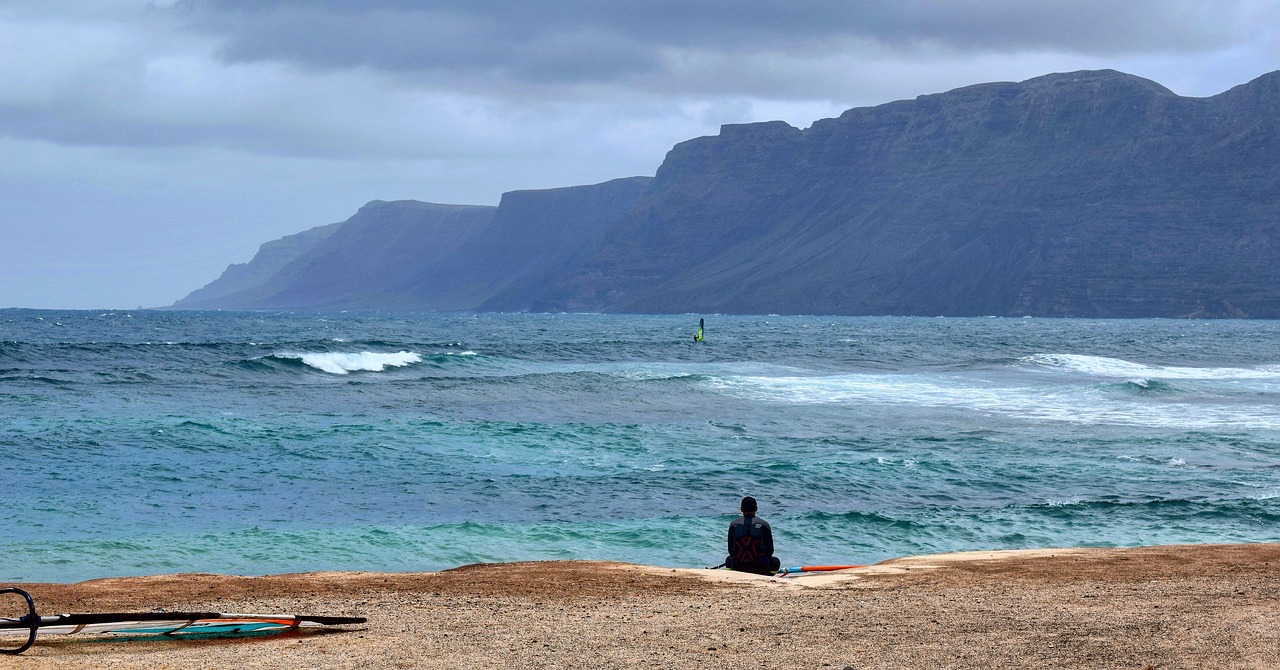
xmin=2 ymin=0 xmax=1277 ymax=308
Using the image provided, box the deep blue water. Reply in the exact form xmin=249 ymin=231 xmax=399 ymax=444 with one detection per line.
xmin=2 ymin=310 xmax=1279 ymax=582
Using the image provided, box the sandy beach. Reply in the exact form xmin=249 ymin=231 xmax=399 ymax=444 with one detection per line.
xmin=4 ymin=543 xmax=1278 ymax=669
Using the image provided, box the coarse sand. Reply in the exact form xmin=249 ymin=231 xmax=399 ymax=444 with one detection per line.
xmin=3 ymin=543 xmax=1278 ymax=669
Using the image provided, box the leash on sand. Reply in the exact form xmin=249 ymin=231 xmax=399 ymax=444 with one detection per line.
xmin=703 ymin=563 xmax=866 ymax=576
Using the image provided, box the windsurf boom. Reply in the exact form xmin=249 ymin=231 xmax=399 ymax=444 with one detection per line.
xmin=0 ymin=587 xmax=365 ymax=655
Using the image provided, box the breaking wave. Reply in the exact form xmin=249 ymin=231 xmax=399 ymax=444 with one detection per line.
xmin=1021 ymin=353 xmax=1280 ymax=380
xmin=708 ymin=369 xmax=1280 ymax=430
xmin=272 ymin=351 xmax=422 ymax=375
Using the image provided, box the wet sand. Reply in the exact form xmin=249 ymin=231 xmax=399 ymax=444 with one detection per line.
xmin=3 ymin=543 xmax=1278 ymax=669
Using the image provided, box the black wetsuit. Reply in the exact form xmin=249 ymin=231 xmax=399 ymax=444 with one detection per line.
xmin=726 ymin=514 xmax=781 ymax=575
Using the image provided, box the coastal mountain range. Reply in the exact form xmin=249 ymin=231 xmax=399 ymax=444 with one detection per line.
xmin=173 ymin=69 xmax=1280 ymax=317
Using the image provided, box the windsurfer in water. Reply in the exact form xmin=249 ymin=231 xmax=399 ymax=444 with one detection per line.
xmin=725 ymin=496 xmax=780 ymax=575
xmin=693 ymin=318 xmax=704 ymax=342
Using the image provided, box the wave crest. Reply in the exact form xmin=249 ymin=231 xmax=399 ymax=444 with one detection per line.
xmin=1021 ymin=353 xmax=1280 ymax=380
xmin=273 ymin=351 xmax=422 ymax=375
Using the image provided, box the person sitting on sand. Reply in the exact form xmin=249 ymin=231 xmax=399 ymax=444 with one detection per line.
xmin=726 ymin=496 xmax=781 ymax=575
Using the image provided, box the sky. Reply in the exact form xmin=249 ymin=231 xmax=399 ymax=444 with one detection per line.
xmin=2 ymin=1 xmax=1277 ymax=309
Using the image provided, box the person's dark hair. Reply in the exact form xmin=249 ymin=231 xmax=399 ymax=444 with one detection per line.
xmin=740 ymin=496 xmax=757 ymax=515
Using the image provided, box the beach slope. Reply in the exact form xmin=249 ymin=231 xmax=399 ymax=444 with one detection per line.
xmin=5 ymin=543 xmax=1278 ymax=668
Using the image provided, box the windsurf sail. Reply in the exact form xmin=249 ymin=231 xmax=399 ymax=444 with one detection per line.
xmin=775 ymin=565 xmax=865 ymax=576
xmin=694 ymin=318 xmax=704 ymax=342
xmin=1 ymin=587 xmax=365 ymax=655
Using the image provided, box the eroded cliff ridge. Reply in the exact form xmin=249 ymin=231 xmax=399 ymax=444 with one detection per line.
xmin=176 ymin=70 xmax=1280 ymax=317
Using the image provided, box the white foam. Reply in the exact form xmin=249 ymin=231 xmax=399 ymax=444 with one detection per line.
xmin=283 ymin=351 xmax=421 ymax=375
xmin=711 ymin=373 xmax=1010 ymax=409
xmin=1021 ymin=353 xmax=1280 ymax=380
xmin=710 ymin=371 xmax=1280 ymax=431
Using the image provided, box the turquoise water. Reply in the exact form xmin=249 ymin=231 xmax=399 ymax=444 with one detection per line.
xmin=2 ymin=310 xmax=1279 ymax=582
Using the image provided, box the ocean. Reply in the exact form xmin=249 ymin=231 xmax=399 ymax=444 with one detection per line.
xmin=2 ymin=310 xmax=1278 ymax=583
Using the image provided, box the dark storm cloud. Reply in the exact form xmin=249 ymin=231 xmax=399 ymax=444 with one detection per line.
xmin=179 ymin=0 xmax=1246 ymax=90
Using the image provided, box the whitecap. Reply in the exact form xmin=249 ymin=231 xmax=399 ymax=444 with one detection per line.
xmin=711 ymin=370 xmax=1280 ymax=431
xmin=281 ymin=351 xmax=421 ymax=375
xmin=1021 ymin=353 xmax=1280 ymax=380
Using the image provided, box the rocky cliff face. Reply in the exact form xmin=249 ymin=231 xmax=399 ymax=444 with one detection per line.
xmin=526 ymin=69 xmax=1280 ymax=317
xmin=174 ymin=201 xmax=496 ymax=310
xmin=398 ymin=177 xmax=653 ymax=311
xmin=173 ymin=222 xmax=342 ymax=309
xmin=176 ymin=69 xmax=1280 ymax=317
xmin=172 ymin=178 xmax=651 ymax=311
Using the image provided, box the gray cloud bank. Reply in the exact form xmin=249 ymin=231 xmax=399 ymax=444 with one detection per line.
xmin=182 ymin=1 xmax=1267 ymax=101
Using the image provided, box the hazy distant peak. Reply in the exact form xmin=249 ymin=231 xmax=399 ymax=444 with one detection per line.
xmin=354 ymin=200 xmax=496 ymax=215
xmin=1020 ymin=69 xmax=1176 ymax=95
xmin=497 ymin=176 xmax=654 ymax=202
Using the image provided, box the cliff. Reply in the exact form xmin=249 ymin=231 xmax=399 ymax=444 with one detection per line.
xmin=399 ymin=177 xmax=653 ymax=311
xmin=173 ymin=201 xmax=495 ymax=310
xmin=173 ymin=178 xmax=651 ymax=311
xmin=173 ymin=222 xmax=342 ymax=309
xmin=529 ymin=70 xmax=1280 ymax=317
xmin=175 ymin=69 xmax=1280 ymax=317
